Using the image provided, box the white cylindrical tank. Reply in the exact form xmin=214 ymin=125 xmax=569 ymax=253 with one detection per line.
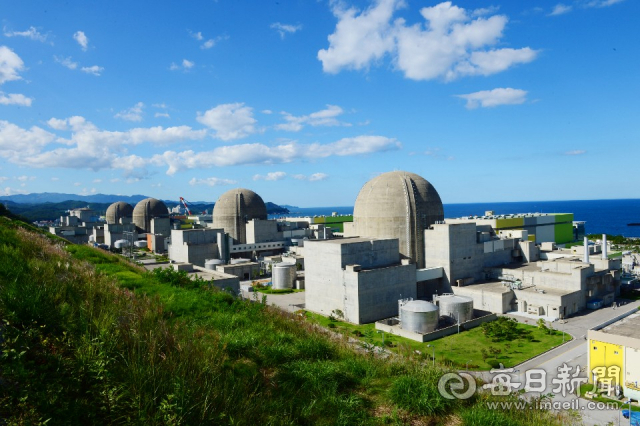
xmin=230 ymin=258 xmax=250 ymax=265
xmin=134 ymin=240 xmax=147 ymax=248
xmin=400 ymin=300 xmax=439 ymax=333
xmin=437 ymin=295 xmax=474 ymax=323
xmin=114 ymin=239 xmax=130 ymax=249
xmin=204 ymin=259 xmax=224 ymax=270
xmin=272 ymin=262 xmax=296 ymax=289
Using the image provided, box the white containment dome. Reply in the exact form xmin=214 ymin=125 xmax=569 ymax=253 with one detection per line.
xmin=106 ymin=201 xmax=134 ymax=225
xmin=351 ymin=171 xmax=444 ymax=269
xmin=272 ymin=262 xmax=296 ymax=290
xmin=400 ymin=300 xmax=439 ymax=334
xmin=437 ymin=295 xmax=474 ymax=323
xmin=114 ymin=239 xmax=131 ymax=249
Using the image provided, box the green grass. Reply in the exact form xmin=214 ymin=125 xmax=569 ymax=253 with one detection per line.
xmin=579 ymin=384 xmax=640 ymax=411
xmin=255 ymin=288 xmax=304 ymax=294
xmin=306 ymin=312 xmax=569 ymax=370
xmin=0 ymin=217 xmax=574 ymax=425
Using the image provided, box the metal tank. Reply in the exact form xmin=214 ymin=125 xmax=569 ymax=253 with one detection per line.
xmin=272 ymin=262 xmax=296 ymax=290
xmin=204 ymin=259 xmax=224 ymax=270
xmin=437 ymin=295 xmax=474 ymax=323
xmin=400 ymin=300 xmax=439 ymax=334
xmin=114 ymin=239 xmax=130 ymax=249
xmin=134 ymin=240 xmax=147 ymax=248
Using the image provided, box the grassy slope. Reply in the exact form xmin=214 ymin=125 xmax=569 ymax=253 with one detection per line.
xmin=0 ymin=218 xmax=574 ymax=425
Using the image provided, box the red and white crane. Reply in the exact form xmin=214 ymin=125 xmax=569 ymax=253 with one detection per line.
xmin=179 ymin=197 xmax=192 ymax=215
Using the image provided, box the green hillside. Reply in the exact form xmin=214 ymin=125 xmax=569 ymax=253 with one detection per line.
xmin=0 ymin=216 xmax=573 ymax=425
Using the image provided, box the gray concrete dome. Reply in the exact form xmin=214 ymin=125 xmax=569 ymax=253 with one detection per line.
xmin=105 ymin=201 xmax=133 ymax=224
xmin=212 ymin=188 xmax=267 ymax=243
xmin=133 ymin=198 xmax=168 ymax=232
xmin=352 ymin=171 xmax=444 ymax=268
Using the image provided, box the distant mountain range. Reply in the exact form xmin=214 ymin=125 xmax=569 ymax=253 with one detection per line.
xmin=0 ymin=192 xmax=150 ymax=204
xmin=0 ymin=192 xmax=289 ymax=221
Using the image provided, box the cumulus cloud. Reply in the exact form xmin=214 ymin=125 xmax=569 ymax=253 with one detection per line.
xmin=170 ymin=59 xmax=194 ymax=71
xmin=189 ymin=177 xmax=237 ymax=186
xmin=0 ymin=92 xmax=32 ymax=106
xmin=115 ymin=102 xmax=145 ymax=122
xmin=73 ymin=31 xmax=89 ymax=51
xmin=565 ymin=150 xmax=586 ymax=155
xmin=151 ymin=135 xmax=401 ymax=175
xmin=197 ymin=103 xmax=257 ymax=140
xmin=1 ymin=187 xmax=27 ymax=196
xmin=309 ymin=173 xmax=328 ymax=181
xmin=584 ymin=0 xmax=625 ymax=7
xmin=271 ymin=23 xmax=303 ymax=39
xmin=549 ymin=4 xmax=573 ymax=15
xmin=81 ymin=65 xmax=104 ymax=76
xmin=47 ymin=117 xmax=68 ymax=130
xmin=4 ymin=26 xmax=50 ymax=43
xmin=318 ymin=0 xmax=538 ymax=81
xmin=16 ymin=175 xmax=36 ymax=182
xmin=54 ymin=55 xmax=78 ymax=70
xmin=456 ymin=88 xmax=527 ymax=109
xmin=276 ymin=105 xmax=349 ymax=132
xmin=0 ymin=46 xmax=25 ymax=84
xmin=253 ymin=171 xmax=287 ymax=181
xmin=155 ymin=112 xmax=170 ymax=118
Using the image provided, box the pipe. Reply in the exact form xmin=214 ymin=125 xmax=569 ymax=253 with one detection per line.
xmin=583 ymin=236 xmax=590 ymax=263
xmin=602 ymin=234 xmax=608 ymax=260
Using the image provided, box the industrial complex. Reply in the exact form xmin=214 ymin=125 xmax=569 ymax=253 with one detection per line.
xmin=48 ymin=169 xmax=638 ymax=404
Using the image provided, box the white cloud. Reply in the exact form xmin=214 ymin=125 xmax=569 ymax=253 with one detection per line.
xmin=276 ymin=105 xmax=349 ymax=132
xmin=456 ymin=88 xmax=527 ymax=109
xmin=115 ymin=102 xmax=145 ymax=122
xmin=0 ymin=92 xmax=32 ymax=106
xmin=50 ymin=177 xmax=59 ymax=181
xmin=262 ymin=109 xmax=273 ymax=115
xmin=1 ymin=187 xmax=27 ymax=196
xmin=81 ymin=65 xmax=104 ymax=76
xmin=0 ymin=46 xmax=25 ymax=84
xmin=54 ymin=55 xmax=78 ymax=70
xmin=152 ymin=135 xmax=400 ymax=175
xmin=549 ymin=4 xmax=573 ymax=15
xmin=189 ymin=177 xmax=237 ymax=186
xmin=471 ymin=6 xmax=500 ymax=17
xmin=190 ymin=31 xmax=204 ymax=41
xmin=155 ymin=112 xmax=170 ymax=118
xmin=17 ymin=175 xmax=36 ymax=182
xmin=253 ymin=171 xmax=287 ymax=181
xmin=318 ymin=0 xmax=399 ymax=73
xmin=153 ymin=103 xmax=168 ymax=109
xmin=271 ymin=22 xmax=303 ymax=39
xmin=170 ymin=59 xmax=195 ymax=71
xmin=196 ymin=103 xmax=257 ymax=140
xmin=309 ymin=173 xmax=328 ymax=181
xmin=319 ymin=1 xmax=538 ymax=81
xmin=0 ymin=120 xmax=56 ymax=160
xmin=73 ymin=31 xmax=89 ymax=51
xmin=73 ymin=182 xmax=81 ymax=186
xmin=189 ymin=30 xmax=227 ymax=49
xmin=0 ymin=176 xmax=8 ymax=183
xmin=3 ymin=26 xmax=50 ymax=43
xmin=93 ymin=178 xmax=102 ymax=183
xmin=47 ymin=117 xmax=68 ymax=130
xmin=565 ymin=150 xmax=586 ymax=155
xmin=584 ymin=0 xmax=625 ymax=7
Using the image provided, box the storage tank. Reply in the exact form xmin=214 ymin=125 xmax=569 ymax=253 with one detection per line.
xmin=272 ymin=262 xmax=296 ymax=289
xmin=437 ymin=295 xmax=474 ymax=323
xmin=134 ymin=240 xmax=147 ymax=248
xmin=114 ymin=239 xmax=130 ymax=249
xmin=400 ymin=300 xmax=439 ymax=333
xmin=204 ymin=259 xmax=224 ymax=270
xmin=230 ymin=258 xmax=250 ymax=265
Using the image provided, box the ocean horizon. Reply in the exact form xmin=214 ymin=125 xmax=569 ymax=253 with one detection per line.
xmin=272 ymin=198 xmax=640 ymax=238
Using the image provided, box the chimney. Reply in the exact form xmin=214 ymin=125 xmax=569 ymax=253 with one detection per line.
xmin=602 ymin=234 xmax=608 ymax=260
xmin=583 ymin=237 xmax=589 ymax=263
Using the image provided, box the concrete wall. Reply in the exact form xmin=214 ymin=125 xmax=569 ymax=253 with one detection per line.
xmin=151 ymin=217 xmax=171 ymax=237
xmin=169 ymin=242 xmax=218 ymax=267
xmin=216 ymin=262 xmax=260 ymax=280
xmin=246 ymin=219 xmax=281 ymax=243
xmin=453 ymin=286 xmax=513 ymax=314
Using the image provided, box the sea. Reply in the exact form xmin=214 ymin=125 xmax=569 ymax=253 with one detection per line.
xmin=273 ymin=199 xmax=640 ymax=238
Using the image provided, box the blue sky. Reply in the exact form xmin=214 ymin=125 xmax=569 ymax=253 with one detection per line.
xmin=0 ymin=0 xmax=636 ymax=206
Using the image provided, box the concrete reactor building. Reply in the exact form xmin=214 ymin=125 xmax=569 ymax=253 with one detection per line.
xmin=105 ymin=201 xmax=133 ymax=225
xmin=345 ymin=171 xmax=444 ymax=269
xmin=213 ymin=188 xmax=268 ymax=244
xmin=133 ymin=198 xmax=170 ymax=237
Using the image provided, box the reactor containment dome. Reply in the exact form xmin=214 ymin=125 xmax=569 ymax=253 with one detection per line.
xmin=352 ymin=171 xmax=444 ymax=268
xmin=106 ymin=201 xmax=134 ymax=225
xmin=213 ymin=188 xmax=268 ymax=244
xmin=133 ymin=198 xmax=169 ymax=233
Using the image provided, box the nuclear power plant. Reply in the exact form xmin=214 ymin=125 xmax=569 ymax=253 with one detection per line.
xmin=49 ymin=169 xmax=622 ymax=333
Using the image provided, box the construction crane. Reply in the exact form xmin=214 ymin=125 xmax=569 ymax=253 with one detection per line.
xmin=179 ymin=197 xmax=192 ymax=215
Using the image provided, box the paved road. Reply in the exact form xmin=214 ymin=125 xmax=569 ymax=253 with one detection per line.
xmin=499 ymin=300 xmax=640 ymax=426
